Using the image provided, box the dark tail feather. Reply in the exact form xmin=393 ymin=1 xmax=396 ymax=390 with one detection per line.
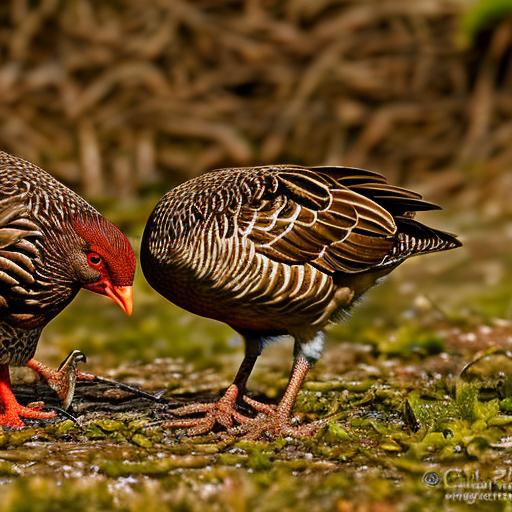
xmin=380 ymin=217 xmax=462 ymax=266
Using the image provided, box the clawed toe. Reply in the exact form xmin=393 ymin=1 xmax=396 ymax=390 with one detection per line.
xmin=168 ymin=402 xmax=214 ymax=417
xmin=164 ymin=385 xmax=255 ymax=436
xmin=164 ymin=403 xmax=252 ymax=435
xmin=0 ymin=402 xmax=56 ymax=428
xmin=15 ymin=404 xmax=56 ymax=420
xmin=164 ymin=416 xmax=216 ymax=436
xmin=242 ymin=395 xmax=276 ymax=415
xmin=228 ymin=411 xmax=324 ymax=440
xmin=0 ymin=364 xmax=57 ymax=428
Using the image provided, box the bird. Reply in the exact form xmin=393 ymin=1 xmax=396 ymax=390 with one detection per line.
xmin=141 ymin=165 xmax=461 ymax=438
xmin=0 ymin=150 xmax=136 ymax=427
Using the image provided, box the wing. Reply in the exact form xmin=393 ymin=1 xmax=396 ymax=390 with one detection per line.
xmin=0 ymin=194 xmax=42 ymax=313
xmin=237 ymin=166 xmax=438 ymax=273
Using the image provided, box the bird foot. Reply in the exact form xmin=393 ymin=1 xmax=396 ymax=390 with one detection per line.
xmin=26 ymin=350 xmax=94 ymax=410
xmin=164 ymin=384 xmax=256 ymax=436
xmin=225 ymin=397 xmax=324 ymax=440
xmin=0 ymin=401 xmax=56 ymax=428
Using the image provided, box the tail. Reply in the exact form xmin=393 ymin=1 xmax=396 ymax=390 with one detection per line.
xmin=380 ymin=217 xmax=462 ymax=267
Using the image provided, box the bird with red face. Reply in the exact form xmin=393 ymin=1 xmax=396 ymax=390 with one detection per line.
xmin=0 ymin=151 xmax=136 ymax=427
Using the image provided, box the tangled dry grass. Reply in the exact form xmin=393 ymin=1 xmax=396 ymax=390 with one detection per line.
xmin=0 ymin=0 xmax=511 ymax=200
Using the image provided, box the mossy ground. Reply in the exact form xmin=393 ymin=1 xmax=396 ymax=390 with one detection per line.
xmin=1 ymin=211 xmax=512 ymax=512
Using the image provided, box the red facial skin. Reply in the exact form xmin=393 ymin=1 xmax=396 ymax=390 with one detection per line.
xmin=71 ymin=216 xmax=136 ymax=316
xmin=82 ymin=250 xmax=134 ymax=315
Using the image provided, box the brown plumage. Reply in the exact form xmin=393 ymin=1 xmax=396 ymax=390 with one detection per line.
xmin=0 ymin=151 xmax=136 ymax=427
xmin=141 ymin=165 xmax=461 ymax=438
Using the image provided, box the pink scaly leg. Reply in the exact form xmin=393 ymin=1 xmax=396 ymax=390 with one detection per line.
xmin=227 ymin=355 xmax=321 ymax=440
xmin=164 ymin=340 xmax=269 ymax=436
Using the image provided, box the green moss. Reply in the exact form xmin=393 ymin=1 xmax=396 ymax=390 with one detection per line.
xmin=323 ymin=422 xmax=352 ymax=442
xmin=0 ymin=460 xmax=18 ymax=477
xmin=53 ymin=420 xmax=78 ymax=436
xmin=499 ymin=397 xmax=512 ymax=412
xmin=0 ymin=428 xmax=8 ymax=448
xmin=380 ymin=438 xmax=402 ymax=452
xmin=377 ymin=326 xmax=445 ymax=358
xmin=130 ymin=433 xmax=153 ymax=448
xmin=7 ymin=429 xmax=39 ymax=447
xmin=99 ymin=455 xmax=213 ymax=477
xmin=95 ymin=419 xmax=125 ymax=432
xmin=246 ymin=451 xmax=273 ymax=471
xmin=0 ymin=479 xmax=116 ymax=512
xmin=218 ymin=453 xmax=247 ymax=465
xmin=455 ymin=381 xmax=500 ymax=423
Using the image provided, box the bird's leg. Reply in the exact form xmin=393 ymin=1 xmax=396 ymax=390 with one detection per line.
xmin=232 ymin=355 xmax=316 ymax=439
xmin=234 ymin=333 xmax=325 ymax=440
xmin=164 ymin=339 xmax=262 ymax=436
xmin=0 ymin=364 xmax=56 ymax=428
xmin=26 ymin=350 xmax=94 ymax=410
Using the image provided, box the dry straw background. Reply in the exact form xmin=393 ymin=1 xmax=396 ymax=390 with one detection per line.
xmin=0 ymin=0 xmax=511 ymax=209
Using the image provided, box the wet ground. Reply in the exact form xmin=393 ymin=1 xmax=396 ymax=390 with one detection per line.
xmin=1 ymin=208 xmax=512 ymax=511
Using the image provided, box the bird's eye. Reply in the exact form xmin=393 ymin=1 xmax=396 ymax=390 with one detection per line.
xmin=87 ymin=253 xmax=102 ymax=267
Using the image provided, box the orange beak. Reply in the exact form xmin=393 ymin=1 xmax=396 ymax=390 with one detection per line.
xmin=104 ymin=285 xmax=134 ymax=316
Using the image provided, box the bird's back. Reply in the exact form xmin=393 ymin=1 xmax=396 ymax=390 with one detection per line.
xmin=142 ymin=165 xmax=460 ymax=335
xmin=0 ymin=151 xmax=93 ymax=225
xmin=0 ymin=152 xmax=95 ymax=330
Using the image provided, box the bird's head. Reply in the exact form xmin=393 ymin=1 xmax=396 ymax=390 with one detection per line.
xmin=69 ymin=214 xmax=136 ymax=315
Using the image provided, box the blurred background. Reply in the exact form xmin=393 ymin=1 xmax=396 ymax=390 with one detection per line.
xmin=1 ymin=1 xmax=512 ymax=510
xmin=0 ymin=0 xmax=511 ymax=386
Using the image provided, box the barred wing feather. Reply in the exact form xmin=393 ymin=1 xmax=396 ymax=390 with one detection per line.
xmin=238 ymin=167 xmax=400 ymax=273
xmin=0 ymin=195 xmax=41 ymax=311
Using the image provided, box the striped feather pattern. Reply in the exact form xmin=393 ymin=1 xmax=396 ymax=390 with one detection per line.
xmin=141 ymin=165 xmax=461 ymax=336
xmin=0 ymin=151 xmax=98 ymax=330
xmin=0 ymin=195 xmax=42 ymax=312
xmin=0 ymin=151 xmax=131 ymax=365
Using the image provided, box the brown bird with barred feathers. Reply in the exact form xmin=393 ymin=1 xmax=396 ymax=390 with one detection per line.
xmin=0 ymin=151 xmax=136 ymax=427
xmin=141 ymin=165 xmax=461 ymax=439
